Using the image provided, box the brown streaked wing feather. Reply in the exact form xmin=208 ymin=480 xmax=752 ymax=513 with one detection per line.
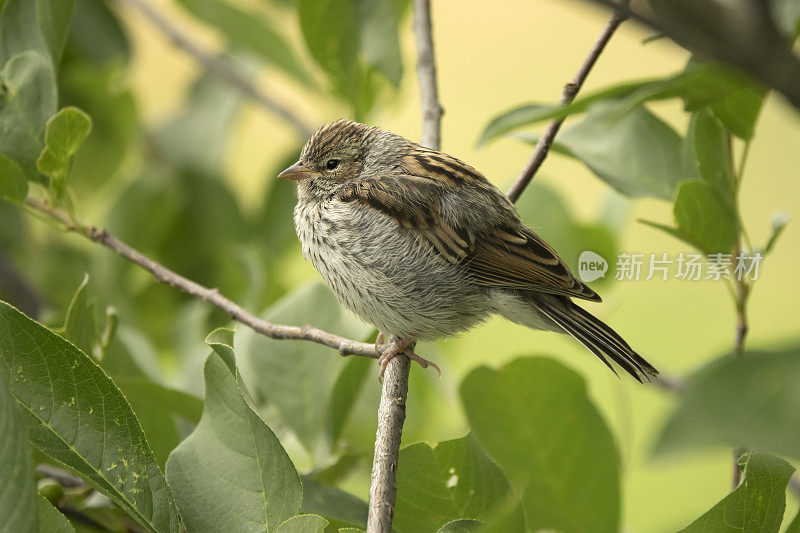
xmin=336 ymin=173 xmax=600 ymax=302
xmin=467 ymin=225 xmax=601 ymax=302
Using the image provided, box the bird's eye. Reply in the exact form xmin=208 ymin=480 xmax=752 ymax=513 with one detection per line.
xmin=325 ymin=159 xmax=340 ymax=170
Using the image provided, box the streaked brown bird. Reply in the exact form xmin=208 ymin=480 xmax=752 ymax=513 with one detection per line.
xmin=280 ymin=119 xmax=657 ymax=381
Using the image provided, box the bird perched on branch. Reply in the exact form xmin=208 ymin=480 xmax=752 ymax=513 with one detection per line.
xmin=280 ymin=119 xmax=657 ymax=381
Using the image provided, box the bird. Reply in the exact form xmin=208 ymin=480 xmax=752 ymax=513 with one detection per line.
xmin=279 ymin=119 xmax=658 ymax=382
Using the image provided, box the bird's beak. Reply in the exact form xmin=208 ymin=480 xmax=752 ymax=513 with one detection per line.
xmin=278 ymin=161 xmax=317 ymax=181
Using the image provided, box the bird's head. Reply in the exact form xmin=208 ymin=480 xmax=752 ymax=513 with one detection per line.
xmin=279 ymin=119 xmax=408 ymax=195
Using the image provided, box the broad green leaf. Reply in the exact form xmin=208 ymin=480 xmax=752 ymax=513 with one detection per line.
xmin=36 ymin=107 xmax=92 ymax=196
xmin=654 ymin=348 xmax=800 ymax=461
xmin=176 ymin=0 xmax=311 ymax=84
xmin=60 ymin=274 xmax=97 ymax=357
xmin=515 ymin=183 xmax=617 ymax=285
xmin=673 ymin=180 xmax=738 ymax=254
xmin=0 ymin=301 xmax=180 ymax=533
xmin=277 ymin=514 xmax=329 ymax=533
xmin=236 ymin=283 xmax=372 ymax=457
xmin=166 ymin=328 xmax=303 ymax=532
xmin=478 ymin=63 xmax=764 ymax=145
xmin=461 ymin=357 xmax=620 ymax=533
xmin=300 ymin=475 xmax=368 ymax=528
xmin=0 ymin=0 xmax=49 ymax=65
xmin=0 ymin=154 xmax=27 ymax=202
xmin=681 ymin=453 xmax=793 ymax=532
xmin=36 ymin=494 xmax=73 ymax=533
xmin=35 ymin=0 xmax=77 ymax=63
xmin=765 ymin=211 xmax=790 ymax=254
xmin=688 ymin=109 xmax=734 ymax=202
xmin=298 ymin=0 xmax=359 ymax=98
xmin=328 ymin=356 xmax=371 ymax=444
xmin=0 ymin=51 xmax=57 ymax=181
xmin=437 ymin=519 xmax=482 ymax=532
xmin=394 ymin=435 xmax=511 ymax=533
xmin=356 ymin=0 xmax=403 ymax=85
xmin=66 ymin=0 xmax=130 ymax=64
xmin=546 ymin=101 xmax=691 ymax=199
xmin=0 ymin=373 xmax=38 ymax=533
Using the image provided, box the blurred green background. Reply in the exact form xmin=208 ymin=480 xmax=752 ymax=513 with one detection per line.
xmin=3 ymin=0 xmax=799 ymax=531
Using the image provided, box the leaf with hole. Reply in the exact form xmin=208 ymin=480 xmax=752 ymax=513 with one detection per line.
xmin=0 ymin=300 xmax=180 ymax=533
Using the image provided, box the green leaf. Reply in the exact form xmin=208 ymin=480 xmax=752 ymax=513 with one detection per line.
xmin=478 ymin=62 xmax=764 ymax=145
xmin=36 ymin=106 xmax=92 ymax=196
xmin=66 ymin=0 xmax=130 ymax=65
xmin=460 ymin=357 xmax=620 ymax=533
xmin=277 ymin=514 xmax=329 ymax=533
xmin=654 ymin=348 xmax=800 ymax=462
xmin=0 ymin=0 xmax=49 ymax=65
xmin=436 ymin=519 xmax=482 ymax=532
xmin=299 ymin=475 xmax=368 ymax=528
xmin=36 ymin=494 xmax=74 ymax=533
xmin=394 ymin=435 xmax=511 ymax=533
xmin=60 ymin=274 xmax=97 ymax=357
xmin=328 ymin=356 xmax=371 ymax=444
xmin=688 ymin=109 xmax=734 ymax=202
xmin=236 ymin=283 xmax=372 ymax=457
xmin=299 ymin=0 xmax=359 ymax=99
xmin=356 ymin=0 xmax=403 ymax=85
xmin=519 ymin=101 xmax=692 ymax=199
xmin=35 ymin=0 xmax=77 ymax=63
xmin=0 ymin=372 xmax=38 ymax=533
xmin=680 ymin=453 xmax=793 ymax=532
xmin=0 ymin=154 xmax=27 ymax=202
xmin=165 ymin=328 xmax=303 ymax=532
xmin=176 ymin=0 xmax=311 ymax=84
xmin=0 ymin=51 xmax=57 ymax=181
xmin=673 ymin=180 xmax=738 ymax=254
xmin=772 ymin=0 xmax=800 ymax=37
xmin=0 ymin=301 xmax=180 ymax=533
xmin=152 ymin=72 xmax=243 ymax=176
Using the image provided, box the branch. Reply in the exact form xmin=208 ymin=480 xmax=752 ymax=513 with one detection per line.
xmin=25 ymin=197 xmax=379 ymax=359
xmin=413 ymin=0 xmax=443 ymax=150
xmin=366 ymin=2 xmax=443 ymax=531
xmin=579 ymin=0 xmax=800 ymax=110
xmin=506 ymin=4 xmax=629 ymax=202
xmin=114 ymin=0 xmax=315 ymax=138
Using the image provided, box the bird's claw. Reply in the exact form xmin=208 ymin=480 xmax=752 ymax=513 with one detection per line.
xmin=378 ymin=337 xmax=441 ymax=382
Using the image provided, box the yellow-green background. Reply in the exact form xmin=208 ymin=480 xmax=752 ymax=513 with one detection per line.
xmin=117 ymin=1 xmax=800 ymax=530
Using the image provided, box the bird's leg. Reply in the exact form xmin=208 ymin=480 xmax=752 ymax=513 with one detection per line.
xmin=378 ymin=337 xmax=441 ymax=381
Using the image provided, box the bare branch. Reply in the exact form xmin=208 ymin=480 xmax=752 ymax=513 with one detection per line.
xmin=580 ymin=0 xmax=800 ymax=110
xmin=414 ymin=0 xmax=443 ymax=150
xmin=367 ymin=355 xmax=411 ymax=533
xmin=506 ymin=5 xmax=628 ymax=202
xmin=114 ymin=0 xmax=315 ymax=138
xmin=366 ymin=2 xmax=443 ymax=531
xmin=25 ymin=197 xmax=379 ymax=359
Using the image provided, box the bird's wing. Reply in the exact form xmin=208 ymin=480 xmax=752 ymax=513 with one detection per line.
xmin=335 ymin=168 xmax=600 ymax=302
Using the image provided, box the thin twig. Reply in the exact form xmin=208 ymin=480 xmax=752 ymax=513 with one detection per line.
xmin=26 ymin=197 xmax=379 ymax=359
xmin=366 ymin=2 xmax=444 ymax=531
xmin=413 ymin=0 xmax=443 ymax=150
xmin=114 ymin=0 xmax=315 ymax=138
xmin=506 ymin=4 xmax=629 ymax=202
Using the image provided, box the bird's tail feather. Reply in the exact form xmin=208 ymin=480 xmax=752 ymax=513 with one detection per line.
xmin=532 ymin=296 xmax=658 ymax=382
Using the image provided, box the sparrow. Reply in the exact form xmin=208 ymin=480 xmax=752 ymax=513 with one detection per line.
xmin=280 ymin=119 xmax=658 ymax=381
